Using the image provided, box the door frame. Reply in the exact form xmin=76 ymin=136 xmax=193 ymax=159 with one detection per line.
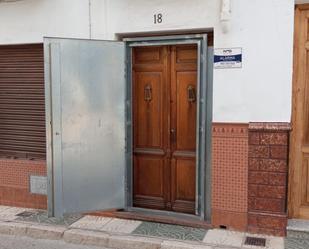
xmin=289 ymin=4 xmax=309 ymax=218
xmin=124 ymin=34 xmax=213 ymax=222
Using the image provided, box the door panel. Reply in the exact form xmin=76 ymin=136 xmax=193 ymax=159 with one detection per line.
xmin=134 ymin=156 xmax=164 ymax=197
xmin=171 ymin=159 xmax=196 ymax=213
xmin=44 ymin=38 xmax=126 ymax=217
xmin=133 ymin=46 xmax=169 ymax=210
xmin=134 ymin=72 xmax=164 ymax=148
xmin=171 ymin=45 xmax=197 ymax=214
xmin=132 ymin=45 xmax=197 ymax=214
xmin=303 ymin=154 xmax=309 ymax=204
xmin=175 ymin=72 xmax=197 ymax=150
xmin=133 ymin=155 xmax=166 ymax=210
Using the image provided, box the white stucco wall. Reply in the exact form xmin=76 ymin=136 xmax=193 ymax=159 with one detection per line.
xmin=0 ymin=0 xmax=295 ymax=123
xmin=0 ymin=0 xmax=90 ymax=44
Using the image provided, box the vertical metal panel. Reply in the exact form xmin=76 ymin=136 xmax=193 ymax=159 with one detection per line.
xmin=125 ymin=45 xmax=133 ymax=208
xmin=50 ymin=43 xmax=64 ymax=217
xmin=205 ymin=45 xmax=213 ymax=221
xmin=45 ymin=38 xmax=126 ymax=217
xmin=44 ymin=42 xmax=53 ymax=216
xmin=0 ymin=44 xmax=46 ymax=159
xmin=197 ymin=35 xmax=208 ymax=219
xmin=195 ymin=40 xmax=202 ymax=216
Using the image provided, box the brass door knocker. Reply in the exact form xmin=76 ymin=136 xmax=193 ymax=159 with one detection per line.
xmin=187 ymin=85 xmax=196 ymax=103
xmin=144 ymin=84 xmax=152 ymax=102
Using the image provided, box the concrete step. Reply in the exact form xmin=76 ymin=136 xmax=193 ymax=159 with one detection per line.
xmin=285 ymin=219 xmax=309 ymax=249
xmin=287 ymin=219 xmax=309 ymax=239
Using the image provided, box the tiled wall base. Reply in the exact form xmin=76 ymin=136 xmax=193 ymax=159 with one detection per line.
xmin=0 ymin=186 xmax=46 ymax=209
xmin=247 ymin=122 xmax=290 ymax=236
xmin=212 ymin=209 xmax=247 ymax=231
xmin=248 ymin=211 xmax=287 ymax=236
xmin=0 ymin=159 xmax=46 ymax=209
xmin=212 ymin=123 xmax=249 ymax=231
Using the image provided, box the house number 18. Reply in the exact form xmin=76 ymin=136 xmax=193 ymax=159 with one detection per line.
xmin=154 ymin=13 xmax=163 ymax=24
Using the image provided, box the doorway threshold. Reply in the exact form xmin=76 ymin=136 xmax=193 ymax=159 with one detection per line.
xmin=88 ymin=209 xmax=212 ymax=229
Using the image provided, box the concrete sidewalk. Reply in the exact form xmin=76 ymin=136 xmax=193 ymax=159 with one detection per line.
xmin=0 ymin=205 xmax=284 ymax=249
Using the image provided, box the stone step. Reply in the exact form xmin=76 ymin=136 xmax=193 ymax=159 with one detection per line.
xmin=287 ymin=219 xmax=309 ymax=239
xmin=285 ymin=219 xmax=309 ymax=249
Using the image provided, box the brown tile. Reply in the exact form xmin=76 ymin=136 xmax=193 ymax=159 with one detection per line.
xmin=270 ymin=146 xmax=288 ymax=160
xmin=212 ymin=209 xmax=247 ymax=231
xmin=248 ymin=172 xmax=269 ymax=184
xmin=249 ymin=122 xmax=291 ymax=132
xmin=249 ymin=133 xmax=260 ymax=145
xmin=248 ymin=214 xmax=258 ymax=226
xmin=248 ymin=197 xmax=256 ymax=210
xmin=248 ymin=211 xmax=287 ymax=236
xmin=269 ymin=173 xmax=286 ymax=186
xmin=249 ymin=158 xmax=260 ymax=171
xmin=7 ymin=188 xmax=14 ymax=202
xmin=250 ymin=198 xmax=284 ymax=213
xmin=35 ymin=195 xmax=47 ymax=209
xmin=257 ymin=185 xmax=286 ymax=199
xmin=249 ymin=145 xmax=270 ymax=159
xmin=248 ymin=226 xmax=286 ymax=237
xmin=248 ymin=184 xmax=259 ymax=197
xmin=260 ymin=133 xmax=288 ymax=145
xmin=257 ymin=215 xmax=287 ymax=229
xmin=14 ymin=188 xmax=25 ymax=203
xmin=259 ymin=159 xmax=287 ymax=172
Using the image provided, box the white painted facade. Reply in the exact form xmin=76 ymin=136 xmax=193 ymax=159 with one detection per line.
xmin=0 ymin=0 xmax=296 ymax=123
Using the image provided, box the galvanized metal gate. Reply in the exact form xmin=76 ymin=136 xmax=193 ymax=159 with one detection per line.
xmin=44 ymin=38 xmax=126 ymax=217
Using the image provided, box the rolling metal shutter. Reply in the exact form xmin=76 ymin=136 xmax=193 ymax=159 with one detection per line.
xmin=0 ymin=44 xmax=46 ymax=160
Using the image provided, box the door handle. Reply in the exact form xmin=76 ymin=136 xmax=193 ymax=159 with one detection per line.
xmin=144 ymin=84 xmax=152 ymax=102
xmin=170 ymin=128 xmax=176 ymax=143
xmin=187 ymin=85 xmax=196 ymax=103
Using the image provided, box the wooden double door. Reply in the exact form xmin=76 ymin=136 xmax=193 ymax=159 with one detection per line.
xmin=132 ymin=44 xmax=197 ymax=214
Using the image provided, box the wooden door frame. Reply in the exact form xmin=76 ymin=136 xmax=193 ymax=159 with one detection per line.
xmin=123 ymin=34 xmax=213 ymax=222
xmin=289 ymin=4 xmax=309 ymax=218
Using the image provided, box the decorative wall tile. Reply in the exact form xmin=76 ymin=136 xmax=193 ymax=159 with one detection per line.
xmin=212 ymin=123 xmax=248 ymax=231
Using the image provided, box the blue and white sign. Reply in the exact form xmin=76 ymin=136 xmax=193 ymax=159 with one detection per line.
xmin=214 ymin=48 xmax=242 ymax=69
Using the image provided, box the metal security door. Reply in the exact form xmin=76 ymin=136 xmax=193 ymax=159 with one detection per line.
xmin=44 ymin=38 xmax=126 ymax=217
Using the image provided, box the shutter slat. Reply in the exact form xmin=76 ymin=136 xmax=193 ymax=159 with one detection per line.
xmin=0 ymin=44 xmax=45 ymax=159
xmin=0 ymin=129 xmax=45 ymax=137
xmin=0 ymin=109 xmax=45 ymax=115
xmin=0 ymin=124 xmax=45 ymax=131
